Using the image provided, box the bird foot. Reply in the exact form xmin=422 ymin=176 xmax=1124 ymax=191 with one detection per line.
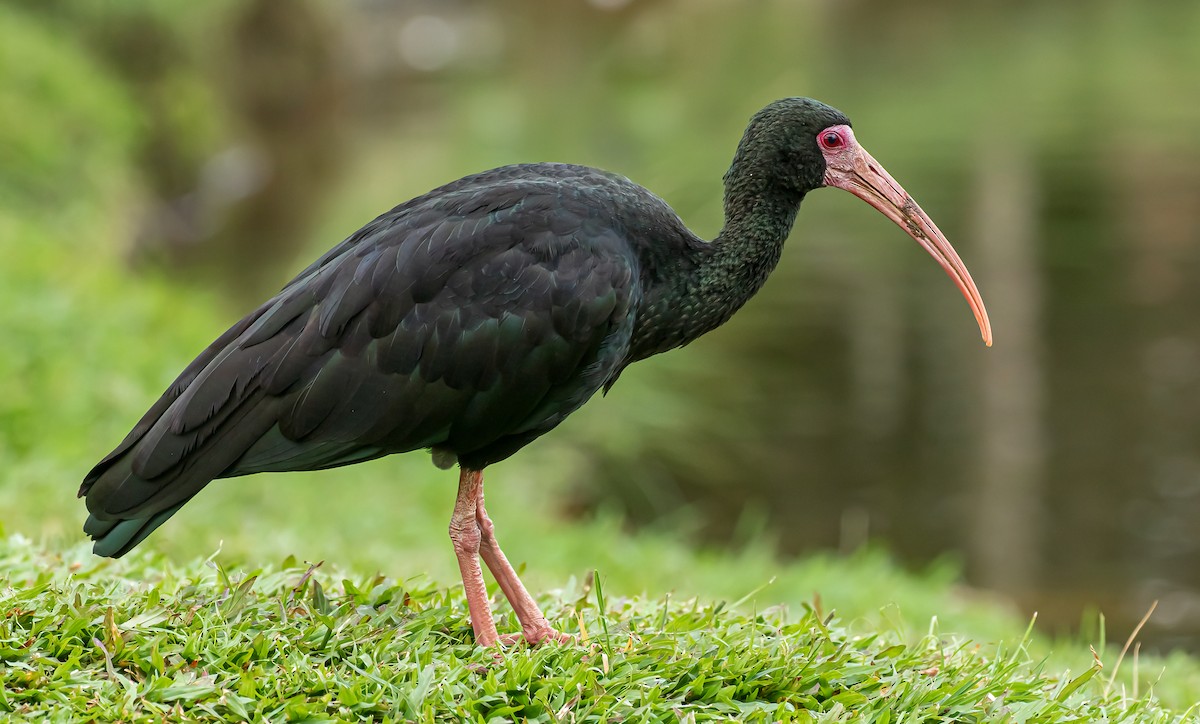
xmin=497 ymin=626 xmax=574 ymax=647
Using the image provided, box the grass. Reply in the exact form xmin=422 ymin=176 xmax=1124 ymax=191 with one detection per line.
xmin=3 ymin=536 xmax=1193 ymax=723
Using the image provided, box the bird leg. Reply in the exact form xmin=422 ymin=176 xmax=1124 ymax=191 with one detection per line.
xmin=470 ymin=471 xmax=572 ymax=646
xmin=448 ymin=468 xmax=500 ymax=647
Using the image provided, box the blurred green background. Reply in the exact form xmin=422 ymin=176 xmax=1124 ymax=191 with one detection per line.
xmin=3 ymin=0 xmax=1200 ymax=654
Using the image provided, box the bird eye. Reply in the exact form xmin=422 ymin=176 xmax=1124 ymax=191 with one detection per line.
xmin=819 ymin=130 xmax=845 ymax=150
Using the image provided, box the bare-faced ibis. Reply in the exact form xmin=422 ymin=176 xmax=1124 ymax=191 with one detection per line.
xmin=80 ymin=98 xmax=991 ymax=646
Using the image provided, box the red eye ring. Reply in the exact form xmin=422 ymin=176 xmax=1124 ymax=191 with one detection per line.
xmin=819 ymin=129 xmax=845 ymax=150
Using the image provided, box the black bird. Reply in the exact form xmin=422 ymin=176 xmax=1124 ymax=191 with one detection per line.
xmin=80 ymin=98 xmax=991 ymax=646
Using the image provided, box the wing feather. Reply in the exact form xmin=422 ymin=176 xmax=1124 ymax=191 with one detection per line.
xmin=81 ymin=170 xmax=641 ymax=556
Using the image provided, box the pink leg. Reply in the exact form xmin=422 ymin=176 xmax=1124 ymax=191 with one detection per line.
xmin=449 ymin=469 xmax=499 ymax=647
xmin=470 ymin=471 xmax=572 ymax=646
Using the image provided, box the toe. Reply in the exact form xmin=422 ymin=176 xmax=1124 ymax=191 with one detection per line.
xmin=524 ymin=626 xmax=575 ymax=646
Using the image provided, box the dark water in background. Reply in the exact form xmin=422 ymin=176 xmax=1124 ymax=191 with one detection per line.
xmin=96 ymin=0 xmax=1200 ymax=650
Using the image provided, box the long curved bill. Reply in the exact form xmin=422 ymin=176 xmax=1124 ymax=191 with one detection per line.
xmin=822 ymin=127 xmax=992 ymax=347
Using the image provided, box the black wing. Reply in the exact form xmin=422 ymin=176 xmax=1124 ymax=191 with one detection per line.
xmin=80 ymin=173 xmax=639 ymax=556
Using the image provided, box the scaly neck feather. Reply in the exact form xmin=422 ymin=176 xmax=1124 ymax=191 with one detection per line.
xmin=626 ymin=162 xmax=805 ymax=362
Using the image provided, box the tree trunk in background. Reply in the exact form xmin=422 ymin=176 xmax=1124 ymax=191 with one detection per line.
xmin=970 ymin=133 xmax=1045 ymax=592
xmin=846 ymin=247 xmax=905 ymax=551
xmin=1121 ymin=148 xmax=1200 ymax=646
xmin=125 ymin=0 xmax=349 ymax=303
xmin=207 ymin=0 xmax=348 ymax=299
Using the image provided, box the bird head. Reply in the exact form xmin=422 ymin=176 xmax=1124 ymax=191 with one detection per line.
xmin=736 ymin=98 xmax=993 ymax=347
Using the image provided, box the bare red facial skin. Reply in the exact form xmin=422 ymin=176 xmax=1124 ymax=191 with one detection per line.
xmin=817 ymin=124 xmax=993 ymax=347
xmin=818 ymin=127 xmax=848 ymax=152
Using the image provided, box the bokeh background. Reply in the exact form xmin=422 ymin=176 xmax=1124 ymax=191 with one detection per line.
xmin=3 ymin=0 xmax=1200 ymax=653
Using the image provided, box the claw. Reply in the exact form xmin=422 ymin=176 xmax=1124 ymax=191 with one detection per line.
xmin=498 ymin=627 xmax=574 ymax=647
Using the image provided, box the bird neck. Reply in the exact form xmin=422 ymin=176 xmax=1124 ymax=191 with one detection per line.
xmin=704 ymin=177 xmax=803 ymax=310
xmin=629 ymin=175 xmax=803 ymax=362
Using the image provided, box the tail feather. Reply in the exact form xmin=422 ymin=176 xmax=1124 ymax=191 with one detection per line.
xmin=80 ymin=393 xmax=277 ymax=557
xmin=80 ymin=300 xmax=275 ymax=499
xmin=84 ymin=501 xmax=190 ymax=558
xmin=79 ymin=280 xmax=325 ymax=558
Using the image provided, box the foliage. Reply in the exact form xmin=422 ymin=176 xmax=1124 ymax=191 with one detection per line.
xmin=0 ymin=3 xmax=226 ymax=543
xmin=0 ymin=4 xmax=135 ymax=209
xmin=2 ymin=536 xmax=1195 ymax=723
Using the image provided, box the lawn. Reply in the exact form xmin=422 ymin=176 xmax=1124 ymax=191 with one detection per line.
xmin=5 ymin=536 xmax=1197 ymax=722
